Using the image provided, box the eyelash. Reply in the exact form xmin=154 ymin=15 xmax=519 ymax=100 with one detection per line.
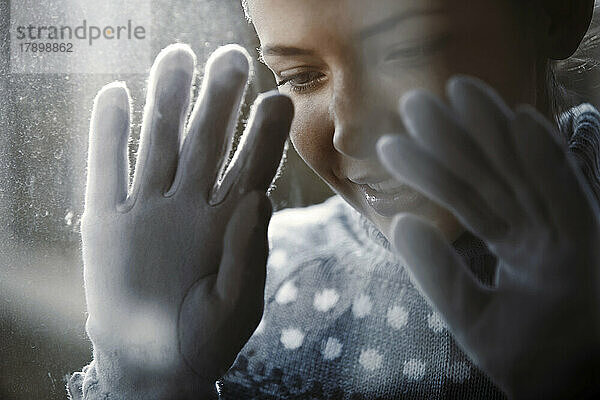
xmin=276 ymin=71 xmax=327 ymax=94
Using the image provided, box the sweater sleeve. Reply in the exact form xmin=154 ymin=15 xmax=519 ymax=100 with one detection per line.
xmin=66 ymin=351 xmax=218 ymax=400
xmin=66 ymin=314 xmax=219 ymax=399
xmin=67 ymin=363 xmax=89 ymax=400
xmin=562 ymin=103 xmax=600 ymax=206
xmin=67 ymin=361 xmax=120 ymax=400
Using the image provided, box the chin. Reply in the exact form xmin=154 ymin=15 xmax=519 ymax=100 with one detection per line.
xmin=336 ymin=182 xmax=463 ymax=243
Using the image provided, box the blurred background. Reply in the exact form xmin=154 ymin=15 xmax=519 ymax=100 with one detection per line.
xmin=0 ymin=1 xmax=332 ymax=398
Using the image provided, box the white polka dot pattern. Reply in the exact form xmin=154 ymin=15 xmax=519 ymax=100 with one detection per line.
xmin=280 ymin=328 xmax=305 ymax=350
xmin=359 ymin=348 xmax=383 ymax=371
xmin=387 ymin=305 xmax=408 ymax=330
xmin=313 ymin=288 xmax=340 ymax=312
xmin=275 ymin=280 xmax=298 ymax=305
xmin=188 ymin=192 xmax=511 ymax=398
xmin=403 ymin=359 xmax=427 ymax=381
xmin=322 ymin=337 xmax=343 ymax=360
xmin=352 ymin=294 xmax=372 ymax=318
xmin=269 ymin=249 xmax=288 ymax=270
xmin=427 ymin=312 xmax=446 ymax=333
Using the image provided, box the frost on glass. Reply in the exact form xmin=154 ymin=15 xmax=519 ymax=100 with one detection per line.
xmin=0 ymin=1 xmax=330 ymax=398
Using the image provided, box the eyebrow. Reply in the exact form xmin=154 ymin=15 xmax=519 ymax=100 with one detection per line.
xmin=259 ymin=8 xmax=447 ymax=61
xmin=358 ymin=8 xmax=448 ymax=41
xmin=259 ymin=46 xmax=316 ymax=61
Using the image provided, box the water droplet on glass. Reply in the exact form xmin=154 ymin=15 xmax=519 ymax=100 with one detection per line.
xmin=65 ymin=211 xmax=74 ymax=226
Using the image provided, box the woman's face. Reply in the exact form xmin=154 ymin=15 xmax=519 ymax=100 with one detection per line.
xmin=248 ymin=0 xmax=542 ymax=241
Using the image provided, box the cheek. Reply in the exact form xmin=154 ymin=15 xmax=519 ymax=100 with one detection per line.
xmin=288 ymin=95 xmax=336 ymax=178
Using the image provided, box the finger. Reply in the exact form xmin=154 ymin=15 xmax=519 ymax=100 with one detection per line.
xmin=447 ymin=76 xmax=547 ymax=225
xmin=400 ymin=89 xmax=523 ymax=227
xmin=209 ymin=92 xmax=293 ymax=205
xmin=391 ymin=213 xmax=492 ymax=345
xmin=129 ymin=44 xmax=196 ymax=201
xmin=85 ymin=82 xmax=131 ymax=213
xmin=216 ymin=191 xmax=272 ymax=306
xmin=512 ymin=106 xmax=592 ymax=230
xmin=174 ymin=45 xmax=250 ymax=200
xmin=377 ymin=134 xmax=509 ymax=241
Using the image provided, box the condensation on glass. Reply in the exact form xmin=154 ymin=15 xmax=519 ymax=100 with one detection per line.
xmin=0 ymin=1 xmax=331 ymax=399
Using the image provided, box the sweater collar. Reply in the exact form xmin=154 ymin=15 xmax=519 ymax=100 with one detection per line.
xmin=352 ymin=210 xmax=497 ymax=285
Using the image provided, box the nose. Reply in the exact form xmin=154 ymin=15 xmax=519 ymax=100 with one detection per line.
xmin=331 ymin=70 xmax=402 ymax=160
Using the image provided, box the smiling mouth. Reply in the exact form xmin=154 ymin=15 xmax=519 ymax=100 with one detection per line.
xmin=349 ymin=178 xmax=423 ymax=217
xmin=363 ymin=178 xmax=404 ymax=194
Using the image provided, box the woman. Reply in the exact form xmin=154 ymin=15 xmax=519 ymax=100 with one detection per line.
xmin=69 ymin=0 xmax=600 ymax=398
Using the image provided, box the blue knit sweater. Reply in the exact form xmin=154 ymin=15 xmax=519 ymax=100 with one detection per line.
xmin=69 ymin=104 xmax=600 ymax=399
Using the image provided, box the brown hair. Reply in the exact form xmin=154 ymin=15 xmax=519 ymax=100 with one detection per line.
xmin=552 ymin=4 xmax=600 ymax=122
xmin=240 ymin=0 xmax=600 ymax=128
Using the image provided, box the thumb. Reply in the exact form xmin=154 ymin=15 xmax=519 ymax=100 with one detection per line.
xmin=216 ymin=191 xmax=272 ymax=306
xmin=178 ymin=191 xmax=271 ymax=380
xmin=391 ymin=213 xmax=491 ymax=341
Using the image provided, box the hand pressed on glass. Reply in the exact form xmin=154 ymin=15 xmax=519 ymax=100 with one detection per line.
xmin=81 ymin=44 xmax=293 ymax=398
xmin=377 ymin=76 xmax=600 ymax=399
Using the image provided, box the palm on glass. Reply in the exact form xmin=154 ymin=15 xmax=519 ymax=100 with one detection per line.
xmin=377 ymin=77 xmax=600 ymax=399
xmin=81 ymin=44 xmax=293 ymax=397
